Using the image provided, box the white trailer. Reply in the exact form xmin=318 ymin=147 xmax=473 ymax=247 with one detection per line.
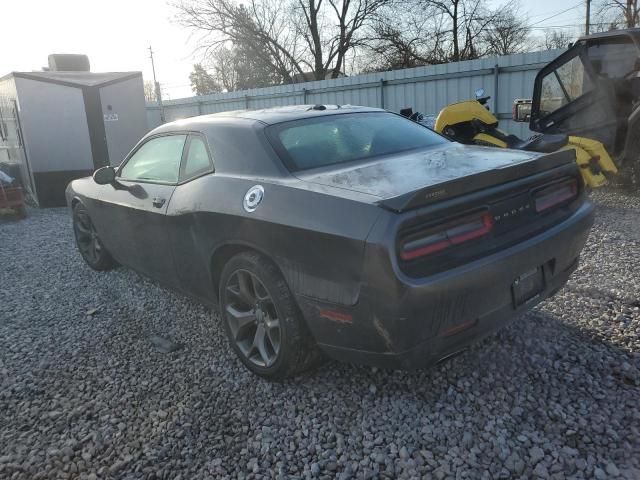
xmin=0 ymin=70 xmax=148 ymax=207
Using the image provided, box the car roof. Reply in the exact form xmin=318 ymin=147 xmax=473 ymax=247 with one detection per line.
xmin=577 ymin=27 xmax=640 ymax=45
xmin=214 ymin=104 xmax=383 ymax=124
xmin=152 ymin=104 xmax=384 ymax=133
xmin=144 ymin=105 xmax=388 ymax=178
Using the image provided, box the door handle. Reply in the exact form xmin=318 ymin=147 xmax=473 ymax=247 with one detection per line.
xmin=152 ymin=197 xmax=166 ymax=208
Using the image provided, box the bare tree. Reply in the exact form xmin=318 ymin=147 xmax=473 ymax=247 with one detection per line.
xmin=292 ymin=0 xmax=390 ymax=78
xmin=175 ymin=0 xmax=538 ymax=84
xmin=205 ymin=43 xmax=282 ymax=90
xmin=175 ymin=0 xmax=303 ymax=83
xmin=596 ymin=0 xmax=639 ymax=28
xmin=364 ymin=9 xmax=449 ymax=70
xmin=208 ymin=47 xmax=238 ymax=91
xmin=482 ymin=7 xmax=533 ymax=56
xmin=367 ymin=23 xmax=436 ymax=70
xmin=175 ymin=0 xmax=391 ymax=83
xmin=540 ymin=29 xmax=574 ymax=50
xmin=363 ymin=0 xmax=521 ymax=71
xmin=418 ymin=0 xmax=502 ymax=61
xmin=143 ymin=80 xmax=157 ymax=102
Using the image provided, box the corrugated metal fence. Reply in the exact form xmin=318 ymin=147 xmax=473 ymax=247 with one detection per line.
xmin=146 ymin=49 xmax=563 ymax=138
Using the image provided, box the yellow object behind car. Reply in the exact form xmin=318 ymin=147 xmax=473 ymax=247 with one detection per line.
xmin=429 ymin=92 xmax=617 ymax=188
xmin=563 ymin=137 xmax=618 ymax=188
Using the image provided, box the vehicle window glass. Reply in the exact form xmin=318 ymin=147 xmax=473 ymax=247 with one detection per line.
xmin=268 ymin=112 xmax=447 ymax=171
xmin=539 ymin=55 xmax=591 ymax=116
xmin=587 ymin=38 xmax=636 ymax=78
xmin=181 ymin=136 xmax=212 ymax=181
xmin=120 ymin=135 xmax=186 ymax=183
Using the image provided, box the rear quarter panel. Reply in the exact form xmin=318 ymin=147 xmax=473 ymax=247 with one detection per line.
xmin=165 ymin=173 xmax=383 ymax=306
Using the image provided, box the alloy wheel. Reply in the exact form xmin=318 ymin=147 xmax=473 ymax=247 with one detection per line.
xmin=224 ymin=269 xmax=282 ymax=367
xmin=74 ymin=211 xmax=103 ymax=265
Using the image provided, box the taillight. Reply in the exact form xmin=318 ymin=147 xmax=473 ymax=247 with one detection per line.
xmin=400 ymin=212 xmax=493 ymax=261
xmin=533 ymin=178 xmax=578 ymax=213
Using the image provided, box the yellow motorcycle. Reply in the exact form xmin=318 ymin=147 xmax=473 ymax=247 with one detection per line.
xmin=407 ymin=89 xmax=618 ymax=188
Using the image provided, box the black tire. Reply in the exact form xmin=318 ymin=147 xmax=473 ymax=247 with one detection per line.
xmin=72 ymin=203 xmax=117 ymax=271
xmin=219 ymin=251 xmax=324 ymax=380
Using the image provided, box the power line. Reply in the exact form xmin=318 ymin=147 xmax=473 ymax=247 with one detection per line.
xmin=528 ymin=21 xmax=614 ymax=30
xmin=530 ymin=1 xmax=585 ymax=26
xmin=528 ymin=3 xmax=583 ymax=20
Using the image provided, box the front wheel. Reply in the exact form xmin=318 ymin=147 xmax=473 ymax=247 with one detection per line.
xmin=219 ymin=252 xmax=323 ymax=380
xmin=72 ymin=203 xmax=116 ymax=271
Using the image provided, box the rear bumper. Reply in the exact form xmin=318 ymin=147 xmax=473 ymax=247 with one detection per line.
xmin=298 ymin=201 xmax=594 ymax=369
xmin=317 ymin=259 xmax=576 ymax=369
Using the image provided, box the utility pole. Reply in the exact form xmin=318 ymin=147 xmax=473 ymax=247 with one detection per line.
xmin=148 ymin=45 xmax=165 ymax=123
xmin=626 ymin=0 xmax=635 ymax=28
xmin=585 ymin=0 xmax=591 ymax=35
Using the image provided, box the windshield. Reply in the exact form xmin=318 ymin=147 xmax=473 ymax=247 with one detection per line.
xmin=267 ymin=112 xmax=448 ymax=171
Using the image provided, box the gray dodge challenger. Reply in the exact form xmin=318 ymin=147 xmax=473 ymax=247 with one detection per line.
xmin=66 ymin=105 xmax=594 ymax=379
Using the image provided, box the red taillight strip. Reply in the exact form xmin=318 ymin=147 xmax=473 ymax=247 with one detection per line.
xmin=449 ymin=214 xmax=493 ymax=244
xmin=534 ymin=179 xmax=578 ymax=213
xmin=400 ymin=237 xmax=450 ymax=260
xmin=400 ymin=212 xmax=493 ymax=261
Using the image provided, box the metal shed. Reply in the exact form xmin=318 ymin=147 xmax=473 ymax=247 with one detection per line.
xmin=0 ymin=71 xmax=148 ymax=207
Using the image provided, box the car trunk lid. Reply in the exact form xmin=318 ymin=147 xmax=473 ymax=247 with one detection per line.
xmin=296 ymin=144 xmax=574 ymax=212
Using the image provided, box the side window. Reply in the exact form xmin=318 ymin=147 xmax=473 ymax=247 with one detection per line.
xmin=539 ymin=55 xmax=591 ymax=116
xmin=119 ymin=135 xmax=186 ymax=183
xmin=180 ymin=136 xmax=213 ymax=182
xmin=587 ymin=39 xmax=636 ymax=78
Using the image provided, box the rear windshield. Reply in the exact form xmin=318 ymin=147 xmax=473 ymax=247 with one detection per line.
xmin=267 ymin=112 xmax=447 ymax=171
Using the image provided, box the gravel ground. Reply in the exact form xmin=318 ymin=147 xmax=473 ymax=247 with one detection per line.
xmin=0 ymin=189 xmax=639 ymax=480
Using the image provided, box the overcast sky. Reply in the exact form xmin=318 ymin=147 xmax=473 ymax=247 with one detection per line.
xmin=1 ymin=0 xmax=588 ymax=100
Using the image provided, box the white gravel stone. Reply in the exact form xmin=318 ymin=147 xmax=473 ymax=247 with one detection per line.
xmin=0 ymin=188 xmax=639 ymax=479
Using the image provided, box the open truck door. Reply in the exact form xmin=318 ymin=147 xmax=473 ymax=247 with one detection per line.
xmin=530 ymin=29 xmax=640 ymax=177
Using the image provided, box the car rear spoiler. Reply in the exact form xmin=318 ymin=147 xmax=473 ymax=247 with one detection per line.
xmin=377 ymin=149 xmax=576 ymax=213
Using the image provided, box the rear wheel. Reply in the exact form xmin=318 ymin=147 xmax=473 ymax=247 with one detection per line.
xmin=72 ymin=203 xmax=116 ymax=271
xmin=219 ymin=251 xmax=323 ymax=379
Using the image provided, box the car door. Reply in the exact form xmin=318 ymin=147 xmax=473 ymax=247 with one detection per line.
xmin=529 ymin=43 xmax=618 ymax=149
xmin=165 ymin=133 xmax=217 ymax=301
xmin=91 ymin=133 xmax=186 ymax=287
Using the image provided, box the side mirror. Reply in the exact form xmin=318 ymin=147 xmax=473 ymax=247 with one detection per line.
xmin=474 ymin=88 xmax=485 ymax=99
xmin=93 ymin=166 xmax=116 ymax=185
xmin=512 ymin=99 xmax=532 ymax=122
